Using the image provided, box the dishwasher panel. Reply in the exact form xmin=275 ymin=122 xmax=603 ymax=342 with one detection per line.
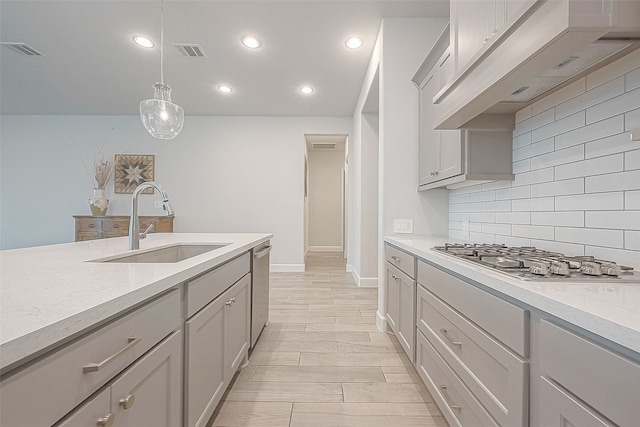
xmin=250 ymin=242 xmax=270 ymax=348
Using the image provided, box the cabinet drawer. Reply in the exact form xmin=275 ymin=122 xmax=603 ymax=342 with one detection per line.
xmin=417 ymin=284 xmax=527 ymax=426
xmin=155 ymin=217 xmax=174 ymax=232
xmin=102 ymin=219 xmax=129 ymax=233
xmin=77 ymin=218 xmax=102 ymax=232
xmin=385 ymin=244 xmax=415 ymax=278
xmin=187 ymin=252 xmax=250 ymax=318
xmin=540 ymin=320 xmax=640 ymax=427
xmin=77 ymin=231 xmax=101 ymax=241
xmin=0 ymin=290 xmax=180 ymax=427
xmin=418 ymin=260 xmax=528 ymax=357
xmin=416 ymin=330 xmax=498 ymax=427
xmin=539 ymin=377 xmax=614 ymax=427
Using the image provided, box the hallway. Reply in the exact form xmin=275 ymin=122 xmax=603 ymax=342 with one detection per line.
xmin=209 ymin=252 xmax=446 ymax=426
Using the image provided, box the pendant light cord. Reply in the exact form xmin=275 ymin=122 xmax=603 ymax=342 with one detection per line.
xmin=160 ymin=0 xmax=165 ymax=84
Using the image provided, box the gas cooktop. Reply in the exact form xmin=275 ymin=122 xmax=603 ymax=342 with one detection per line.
xmin=432 ymin=243 xmax=640 ymax=283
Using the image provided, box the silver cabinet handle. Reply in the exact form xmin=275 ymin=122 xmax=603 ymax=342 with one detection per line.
xmin=119 ymin=394 xmax=135 ymax=410
xmin=225 ymin=297 xmax=237 ymax=306
xmin=439 ymin=328 xmax=462 ymax=347
xmin=97 ymin=413 xmax=115 ymax=427
xmin=391 ymin=274 xmax=399 ymax=280
xmin=83 ymin=337 xmax=141 ymax=373
xmin=439 ymin=385 xmax=462 ymax=411
xmin=391 ymin=256 xmax=400 ymax=262
xmin=253 ymin=245 xmax=272 ymax=259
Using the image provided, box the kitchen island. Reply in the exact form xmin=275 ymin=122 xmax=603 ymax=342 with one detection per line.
xmin=0 ymin=232 xmax=271 ymax=427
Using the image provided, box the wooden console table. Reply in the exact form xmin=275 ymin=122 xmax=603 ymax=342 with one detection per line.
xmin=73 ymin=215 xmax=174 ymax=242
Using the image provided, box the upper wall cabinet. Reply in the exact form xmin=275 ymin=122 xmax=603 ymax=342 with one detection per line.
xmin=413 ymin=25 xmax=514 ymax=191
xmin=436 ymin=0 xmax=640 ymax=129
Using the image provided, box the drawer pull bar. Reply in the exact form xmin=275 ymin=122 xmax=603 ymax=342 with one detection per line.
xmin=96 ymin=413 xmax=115 ymax=427
xmin=225 ymin=297 xmax=237 ymax=306
xmin=440 ymin=328 xmax=462 ymax=347
xmin=83 ymin=337 xmax=141 ymax=373
xmin=439 ymin=385 xmax=462 ymax=411
xmin=391 ymin=256 xmax=401 ymax=262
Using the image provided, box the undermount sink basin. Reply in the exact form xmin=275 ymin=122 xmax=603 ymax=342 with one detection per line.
xmin=99 ymin=244 xmax=228 ymax=263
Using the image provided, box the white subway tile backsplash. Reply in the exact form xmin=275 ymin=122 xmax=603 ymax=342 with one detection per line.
xmin=555 ymin=153 xmax=623 ymax=181
xmin=555 ymin=115 xmax=624 ymax=150
xmin=469 ymin=212 xmax=496 ymax=223
xmin=513 ymin=138 xmax=554 ymax=162
xmin=555 ymin=227 xmax=623 ymax=248
xmin=481 ymin=223 xmax=512 ymax=236
xmin=530 ymin=144 xmax=584 ymax=170
xmin=585 ymin=170 xmax=640 ymax=193
xmin=555 ymin=192 xmax=624 ymax=211
xmin=514 ymin=108 xmax=555 ymax=136
xmin=585 ymin=132 xmax=635 ymax=159
xmin=495 ymin=212 xmax=531 ymax=224
xmin=586 ymin=87 xmax=640 ymax=124
xmin=585 ymin=211 xmax=640 ymax=230
xmin=513 ymin=132 xmax=532 ymax=149
xmin=531 ymin=239 xmax=585 ymax=256
xmin=512 ymin=197 xmax=555 ymax=212
xmin=512 ymin=167 xmax=554 ymax=186
xmin=449 ymin=52 xmax=640 ymax=258
xmin=530 ymin=178 xmax=584 ymax=197
xmin=495 ymin=185 xmax=531 ymax=200
xmin=626 ymin=149 xmax=640 ymax=171
xmin=481 ymin=200 xmax=511 ymax=212
xmin=626 ymin=190 xmax=640 ymax=209
xmin=532 ymin=112 xmax=585 ymax=143
xmin=556 ymin=76 xmax=624 ymax=120
xmin=531 ymin=211 xmax=584 ymax=227
xmin=512 ymin=224 xmax=555 ymax=240
xmin=627 ymin=67 xmax=640 ymax=92
xmin=626 ymin=231 xmax=640 ymax=251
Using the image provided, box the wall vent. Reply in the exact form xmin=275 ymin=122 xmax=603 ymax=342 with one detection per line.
xmin=173 ymin=43 xmax=206 ymax=57
xmin=312 ymin=143 xmax=337 ymax=150
xmin=1 ymin=42 xmax=45 ymax=56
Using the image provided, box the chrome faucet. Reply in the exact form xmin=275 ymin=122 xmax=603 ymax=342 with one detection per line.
xmin=129 ymin=182 xmax=175 ymax=250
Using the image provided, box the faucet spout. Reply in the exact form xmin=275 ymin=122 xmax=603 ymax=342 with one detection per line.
xmin=129 ymin=182 xmax=174 ymax=250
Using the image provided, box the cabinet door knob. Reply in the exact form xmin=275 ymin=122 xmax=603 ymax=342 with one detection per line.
xmin=113 ymin=224 xmax=119 ymax=229
xmin=391 ymin=274 xmax=399 ymax=280
xmin=97 ymin=413 xmax=115 ymax=427
xmin=119 ymin=394 xmax=135 ymax=410
xmin=391 ymin=256 xmax=400 ymax=262
xmin=225 ymin=297 xmax=236 ymax=306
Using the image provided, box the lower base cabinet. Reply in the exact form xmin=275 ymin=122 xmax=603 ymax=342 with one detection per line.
xmin=60 ymin=331 xmax=182 ymax=427
xmin=185 ymin=274 xmax=251 ymax=427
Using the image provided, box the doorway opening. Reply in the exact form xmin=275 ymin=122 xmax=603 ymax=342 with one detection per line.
xmin=304 ymin=134 xmax=348 ymax=258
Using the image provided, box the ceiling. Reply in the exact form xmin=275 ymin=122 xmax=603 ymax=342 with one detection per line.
xmin=0 ymin=0 xmax=448 ymax=117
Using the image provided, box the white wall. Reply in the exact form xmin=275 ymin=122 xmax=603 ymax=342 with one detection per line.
xmin=0 ymin=115 xmax=352 ymax=269
xmin=307 ymin=148 xmax=345 ymax=250
xmin=448 ymin=49 xmax=640 ymax=268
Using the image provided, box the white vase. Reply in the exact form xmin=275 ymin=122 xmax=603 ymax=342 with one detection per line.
xmin=89 ymin=188 xmax=109 ymax=216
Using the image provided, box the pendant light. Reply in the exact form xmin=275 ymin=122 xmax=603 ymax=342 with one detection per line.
xmin=140 ymin=0 xmax=184 ymax=139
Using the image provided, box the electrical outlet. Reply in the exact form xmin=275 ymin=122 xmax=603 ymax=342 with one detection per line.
xmin=393 ymin=219 xmax=413 ymax=234
xmin=154 ymin=201 xmax=163 ymax=209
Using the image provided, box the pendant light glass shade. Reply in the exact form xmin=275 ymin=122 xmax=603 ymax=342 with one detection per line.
xmin=140 ymin=83 xmax=184 ymax=139
xmin=140 ymin=0 xmax=184 ymax=139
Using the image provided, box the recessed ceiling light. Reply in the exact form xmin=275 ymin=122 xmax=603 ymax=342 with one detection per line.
xmin=241 ymin=36 xmax=261 ymax=49
xmin=218 ymin=85 xmax=233 ymax=93
xmin=345 ymin=36 xmax=363 ymax=49
xmin=133 ymin=36 xmax=154 ymax=48
xmin=300 ymin=86 xmax=314 ymax=94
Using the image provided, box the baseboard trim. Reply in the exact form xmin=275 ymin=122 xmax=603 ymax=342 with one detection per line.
xmin=376 ymin=310 xmax=387 ymax=332
xmin=270 ymin=264 xmax=305 ymax=273
xmin=349 ymin=268 xmax=378 ymax=288
xmin=306 ymin=246 xmax=343 ymax=252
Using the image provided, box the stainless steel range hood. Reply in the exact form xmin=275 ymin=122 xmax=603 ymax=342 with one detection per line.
xmin=434 ymin=0 xmax=640 ymax=130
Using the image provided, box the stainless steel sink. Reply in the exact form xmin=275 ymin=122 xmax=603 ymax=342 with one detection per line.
xmin=99 ymin=244 xmax=228 ymax=263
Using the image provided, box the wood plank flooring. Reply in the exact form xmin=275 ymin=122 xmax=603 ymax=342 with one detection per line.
xmin=208 ymin=251 xmax=446 ymax=426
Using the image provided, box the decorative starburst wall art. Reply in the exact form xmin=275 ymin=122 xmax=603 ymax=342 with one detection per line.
xmin=114 ymin=154 xmax=155 ymax=194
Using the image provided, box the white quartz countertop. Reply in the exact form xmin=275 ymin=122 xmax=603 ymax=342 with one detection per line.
xmin=0 ymin=233 xmax=271 ymax=372
xmin=385 ymin=235 xmax=640 ymax=356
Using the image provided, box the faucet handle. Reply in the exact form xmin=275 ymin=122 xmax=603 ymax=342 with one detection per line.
xmin=139 ymin=223 xmax=154 ymax=240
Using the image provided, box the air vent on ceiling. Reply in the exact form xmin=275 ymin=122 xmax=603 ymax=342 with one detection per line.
xmin=511 ymin=86 xmax=530 ymax=95
xmin=312 ymin=143 xmax=337 ymax=150
xmin=1 ymin=42 xmax=45 ymax=56
xmin=173 ymin=43 xmax=206 ymax=57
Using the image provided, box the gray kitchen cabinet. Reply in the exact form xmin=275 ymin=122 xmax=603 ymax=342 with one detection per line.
xmin=413 ymin=25 xmax=514 ymax=191
xmin=537 ymin=320 xmax=640 ymax=427
xmin=185 ymin=273 xmax=251 ymax=427
xmin=385 ymin=244 xmax=416 ymax=362
xmin=416 ymin=260 xmax=529 ymax=427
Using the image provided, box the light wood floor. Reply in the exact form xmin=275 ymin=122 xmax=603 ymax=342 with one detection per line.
xmin=209 ymin=251 xmax=446 ymax=426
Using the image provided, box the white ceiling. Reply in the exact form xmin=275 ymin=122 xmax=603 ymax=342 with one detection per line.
xmin=0 ymin=0 xmax=449 ymax=117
